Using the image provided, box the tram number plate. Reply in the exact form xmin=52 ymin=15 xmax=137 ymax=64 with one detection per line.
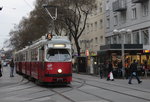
xmin=57 ymin=78 xmax=63 ymax=82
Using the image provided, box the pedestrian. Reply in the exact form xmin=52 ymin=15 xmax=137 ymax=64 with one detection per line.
xmin=98 ymin=63 xmax=104 ymax=79
xmin=107 ymin=61 xmax=114 ymax=81
xmin=128 ymin=60 xmax=142 ymax=84
xmin=10 ymin=59 xmax=15 ymax=77
xmin=0 ymin=61 xmax=2 ymax=77
xmin=117 ymin=60 xmax=122 ymax=78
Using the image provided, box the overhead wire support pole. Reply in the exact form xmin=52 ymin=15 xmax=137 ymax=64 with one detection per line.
xmin=43 ymin=4 xmax=58 ymax=35
xmin=44 ymin=7 xmax=57 ymax=20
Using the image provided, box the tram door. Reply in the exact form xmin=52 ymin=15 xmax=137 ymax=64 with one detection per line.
xmin=77 ymin=57 xmax=87 ymax=73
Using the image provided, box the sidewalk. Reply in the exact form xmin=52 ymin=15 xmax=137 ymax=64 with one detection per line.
xmin=0 ymin=66 xmax=22 ymax=87
xmin=74 ymin=72 xmax=150 ymax=90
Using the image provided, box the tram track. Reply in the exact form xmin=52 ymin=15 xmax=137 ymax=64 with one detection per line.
xmin=3 ymin=75 xmax=150 ymax=102
xmin=77 ymin=77 xmax=150 ymax=93
xmin=23 ymin=78 xmax=113 ymax=102
xmin=74 ymin=77 xmax=150 ymax=102
xmin=22 ymin=80 xmax=85 ymax=102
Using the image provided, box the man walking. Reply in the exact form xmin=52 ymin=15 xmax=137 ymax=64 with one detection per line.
xmin=10 ymin=59 xmax=15 ymax=77
xmin=128 ymin=60 xmax=142 ymax=84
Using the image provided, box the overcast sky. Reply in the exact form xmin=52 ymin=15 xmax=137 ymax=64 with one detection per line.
xmin=0 ymin=0 xmax=35 ymax=50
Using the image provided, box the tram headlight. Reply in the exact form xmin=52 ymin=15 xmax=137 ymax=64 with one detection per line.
xmin=58 ymin=69 xmax=62 ymax=73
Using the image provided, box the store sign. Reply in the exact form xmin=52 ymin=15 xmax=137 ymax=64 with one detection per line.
xmin=143 ymin=50 xmax=150 ymax=53
xmin=85 ymin=49 xmax=89 ymax=56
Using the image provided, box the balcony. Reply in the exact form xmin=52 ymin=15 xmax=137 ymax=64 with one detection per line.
xmin=132 ymin=0 xmax=148 ymax=3
xmin=112 ymin=0 xmax=127 ymax=12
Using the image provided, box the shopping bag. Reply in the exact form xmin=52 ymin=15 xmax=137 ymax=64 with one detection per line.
xmin=110 ymin=72 xmax=114 ymax=80
xmin=132 ymin=72 xmax=136 ymax=76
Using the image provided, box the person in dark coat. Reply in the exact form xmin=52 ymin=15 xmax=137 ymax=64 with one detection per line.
xmin=117 ymin=60 xmax=122 ymax=78
xmin=128 ymin=60 xmax=142 ymax=84
xmin=98 ymin=63 xmax=104 ymax=79
xmin=107 ymin=61 xmax=113 ymax=81
xmin=10 ymin=59 xmax=15 ymax=77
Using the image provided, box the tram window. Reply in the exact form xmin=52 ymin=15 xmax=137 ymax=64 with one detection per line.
xmin=46 ymin=49 xmax=71 ymax=61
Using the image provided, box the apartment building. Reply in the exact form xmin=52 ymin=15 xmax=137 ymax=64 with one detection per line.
xmin=79 ymin=0 xmax=105 ymax=56
xmin=99 ymin=0 xmax=150 ymax=69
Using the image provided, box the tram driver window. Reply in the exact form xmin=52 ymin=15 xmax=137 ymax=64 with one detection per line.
xmin=46 ymin=49 xmax=71 ymax=61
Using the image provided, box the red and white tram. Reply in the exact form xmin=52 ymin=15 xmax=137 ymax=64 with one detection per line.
xmin=15 ymin=35 xmax=72 ymax=85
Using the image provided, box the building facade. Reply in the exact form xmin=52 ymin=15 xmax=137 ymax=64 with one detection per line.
xmin=99 ymin=0 xmax=150 ymax=76
xmin=79 ymin=0 xmax=105 ymax=56
xmin=105 ymin=0 xmax=150 ymax=50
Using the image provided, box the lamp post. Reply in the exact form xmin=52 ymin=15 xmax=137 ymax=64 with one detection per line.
xmin=113 ymin=29 xmax=132 ymax=78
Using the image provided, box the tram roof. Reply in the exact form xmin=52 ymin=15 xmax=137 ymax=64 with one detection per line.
xmin=47 ymin=36 xmax=70 ymax=44
xmin=15 ymin=36 xmax=71 ymax=54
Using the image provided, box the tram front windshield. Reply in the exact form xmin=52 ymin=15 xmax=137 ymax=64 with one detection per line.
xmin=46 ymin=49 xmax=71 ymax=62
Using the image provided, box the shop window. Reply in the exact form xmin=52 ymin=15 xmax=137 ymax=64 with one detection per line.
xmin=141 ymin=29 xmax=149 ymax=45
xmin=112 ymin=35 xmax=117 ymax=44
xmin=125 ymin=34 xmax=131 ymax=44
xmin=133 ymin=31 xmax=140 ymax=44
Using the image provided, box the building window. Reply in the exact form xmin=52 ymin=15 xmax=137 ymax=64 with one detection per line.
xmin=112 ymin=35 xmax=117 ymax=44
xmin=118 ymin=35 xmax=121 ymax=44
xmin=133 ymin=31 xmax=140 ymax=44
xmin=114 ymin=15 xmax=118 ymax=26
xmin=106 ymin=0 xmax=110 ymax=11
xmin=106 ymin=37 xmax=111 ymax=44
xmin=120 ymin=11 xmax=126 ymax=24
xmin=87 ymin=24 xmax=89 ymax=34
xmin=106 ymin=18 xmax=110 ymax=28
xmin=141 ymin=29 xmax=149 ymax=45
xmin=95 ymin=37 xmax=98 ymax=44
xmin=100 ymin=36 xmax=103 ymax=44
xmin=95 ymin=22 xmax=97 ymax=31
xmin=125 ymin=34 xmax=131 ymax=44
xmin=99 ymin=3 xmax=102 ymax=13
xmin=132 ymin=8 xmax=137 ymax=19
xmin=91 ymin=39 xmax=93 ymax=50
xmin=100 ymin=19 xmax=103 ymax=29
xmin=142 ymin=2 xmax=148 ymax=17
xmin=91 ymin=23 xmax=93 ymax=32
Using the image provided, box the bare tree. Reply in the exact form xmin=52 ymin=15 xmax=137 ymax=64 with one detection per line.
xmin=50 ymin=0 xmax=96 ymax=56
xmin=8 ymin=0 xmax=96 ymax=54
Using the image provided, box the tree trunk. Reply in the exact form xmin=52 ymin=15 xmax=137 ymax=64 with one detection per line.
xmin=74 ymin=38 xmax=80 ymax=56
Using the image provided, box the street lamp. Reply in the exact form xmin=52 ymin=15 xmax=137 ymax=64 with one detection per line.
xmin=113 ymin=29 xmax=132 ymax=78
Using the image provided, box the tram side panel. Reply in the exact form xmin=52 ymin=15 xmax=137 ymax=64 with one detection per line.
xmin=16 ymin=62 xmax=22 ymax=74
xmin=31 ymin=62 xmax=39 ymax=79
xmin=22 ymin=62 xmax=26 ymax=75
xmin=26 ymin=62 xmax=31 ymax=76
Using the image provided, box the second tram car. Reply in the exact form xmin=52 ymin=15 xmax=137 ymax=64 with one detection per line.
xmin=15 ymin=35 xmax=72 ymax=85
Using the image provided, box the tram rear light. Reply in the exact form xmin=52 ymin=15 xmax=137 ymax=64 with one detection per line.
xmin=58 ymin=69 xmax=62 ymax=73
xmin=54 ymin=44 xmax=65 ymax=48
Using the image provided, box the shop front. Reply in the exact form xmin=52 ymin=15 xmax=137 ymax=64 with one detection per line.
xmin=97 ymin=44 xmax=144 ymax=78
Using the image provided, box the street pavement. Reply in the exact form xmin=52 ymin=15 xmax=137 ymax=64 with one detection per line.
xmin=0 ymin=66 xmax=22 ymax=87
xmin=0 ymin=66 xmax=150 ymax=102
